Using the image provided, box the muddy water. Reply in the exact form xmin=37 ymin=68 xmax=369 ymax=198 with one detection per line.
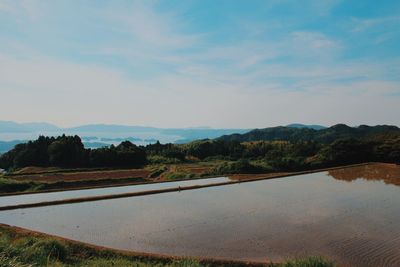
xmin=0 ymin=163 xmax=399 ymax=267
xmin=0 ymin=176 xmax=230 ymax=207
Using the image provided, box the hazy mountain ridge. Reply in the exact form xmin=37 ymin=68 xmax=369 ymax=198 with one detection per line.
xmin=0 ymin=121 xmax=59 ymax=133
xmin=0 ymin=121 xmax=247 ymax=134
xmin=218 ymin=124 xmax=400 ymax=143
xmin=0 ymin=121 xmax=250 ymax=152
xmin=286 ymin=123 xmax=326 ymax=130
xmin=3 ymin=121 xmax=397 ymax=153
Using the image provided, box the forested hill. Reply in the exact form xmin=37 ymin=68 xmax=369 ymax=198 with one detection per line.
xmin=218 ymin=124 xmax=400 ymax=143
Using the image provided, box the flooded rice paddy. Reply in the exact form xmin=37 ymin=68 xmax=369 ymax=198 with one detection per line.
xmin=0 ymin=163 xmax=400 ymax=267
xmin=0 ymin=176 xmax=230 ymax=208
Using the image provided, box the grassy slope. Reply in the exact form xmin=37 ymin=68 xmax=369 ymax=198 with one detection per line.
xmin=0 ymin=225 xmax=334 ymax=267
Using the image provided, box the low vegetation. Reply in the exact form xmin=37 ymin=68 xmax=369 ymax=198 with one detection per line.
xmin=0 ymin=178 xmax=39 ymax=193
xmin=0 ymin=225 xmax=335 ymax=267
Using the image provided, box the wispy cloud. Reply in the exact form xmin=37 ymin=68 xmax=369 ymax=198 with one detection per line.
xmin=351 ymin=16 xmax=400 ymax=32
xmin=103 ymin=1 xmax=201 ymax=49
xmin=0 ymin=1 xmax=399 ymax=127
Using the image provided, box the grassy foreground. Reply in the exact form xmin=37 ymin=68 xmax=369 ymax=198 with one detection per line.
xmin=0 ymin=225 xmax=334 ymax=267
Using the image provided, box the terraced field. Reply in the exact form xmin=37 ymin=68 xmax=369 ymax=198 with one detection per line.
xmin=1 ymin=163 xmax=399 ymax=266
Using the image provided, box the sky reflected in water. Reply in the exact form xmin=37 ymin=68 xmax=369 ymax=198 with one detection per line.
xmin=0 ymin=163 xmax=399 ymax=266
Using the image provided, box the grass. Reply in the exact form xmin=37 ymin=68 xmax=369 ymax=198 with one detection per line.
xmin=0 ymin=227 xmax=204 ymax=267
xmin=0 ymin=225 xmax=335 ymax=267
xmin=146 ymin=165 xmax=168 ymax=178
xmin=164 ymin=171 xmax=196 ymax=180
xmin=0 ymin=178 xmax=39 ymax=193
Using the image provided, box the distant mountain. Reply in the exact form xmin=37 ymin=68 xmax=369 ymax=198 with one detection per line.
xmin=0 ymin=121 xmax=249 ymax=148
xmin=62 ymin=124 xmax=249 ymax=143
xmin=162 ymin=128 xmax=249 ymax=142
xmin=22 ymin=122 xmax=60 ymax=132
xmin=4 ymin=121 xmax=397 ymax=149
xmin=286 ymin=123 xmax=326 ymax=130
xmin=0 ymin=121 xmax=60 ymax=133
xmin=82 ymin=142 xmax=110 ymax=149
xmin=218 ymin=124 xmax=400 ymax=143
xmin=66 ymin=124 xmax=158 ymax=133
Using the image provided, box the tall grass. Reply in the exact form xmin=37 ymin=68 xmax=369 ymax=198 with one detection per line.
xmin=0 ymin=226 xmax=335 ymax=267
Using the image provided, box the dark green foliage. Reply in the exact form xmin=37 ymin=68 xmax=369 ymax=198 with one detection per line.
xmin=48 ymin=135 xmax=87 ymax=167
xmin=268 ymin=156 xmax=307 ymax=172
xmin=89 ymin=141 xmax=147 ymax=167
xmin=372 ymin=135 xmax=400 ymax=163
xmin=0 ymin=178 xmax=34 ymax=193
xmin=0 ymin=136 xmax=147 ymax=170
xmin=219 ymin=124 xmax=400 ymax=143
xmin=315 ymin=138 xmax=374 ymax=166
xmin=183 ymin=140 xmax=243 ymax=159
xmin=114 ymin=141 xmax=147 ymax=167
xmin=146 ymin=141 xmax=186 ymax=161
xmin=5 ymin=136 xmax=54 ymax=168
xmin=211 ymin=159 xmax=266 ymax=174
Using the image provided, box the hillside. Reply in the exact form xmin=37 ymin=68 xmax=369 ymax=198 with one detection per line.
xmin=218 ymin=124 xmax=400 ymax=143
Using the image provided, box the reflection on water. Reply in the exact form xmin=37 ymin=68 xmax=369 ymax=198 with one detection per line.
xmin=0 ymin=164 xmax=399 ymax=267
xmin=0 ymin=177 xmax=230 ymax=208
xmin=329 ymin=163 xmax=400 ymax=186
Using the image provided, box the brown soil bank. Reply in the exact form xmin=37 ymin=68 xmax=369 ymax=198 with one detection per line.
xmin=10 ymin=168 xmax=152 ymax=183
xmin=0 ymin=224 xmax=334 ymax=267
xmin=0 ymin=163 xmax=371 ymax=211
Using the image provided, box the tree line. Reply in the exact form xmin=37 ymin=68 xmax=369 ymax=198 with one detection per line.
xmin=0 ymin=135 xmax=146 ymax=170
xmin=0 ymin=133 xmax=399 ymax=172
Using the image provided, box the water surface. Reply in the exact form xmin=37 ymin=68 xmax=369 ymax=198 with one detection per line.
xmin=0 ymin=163 xmax=399 ymax=267
xmin=0 ymin=176 xmax=229 ymax=207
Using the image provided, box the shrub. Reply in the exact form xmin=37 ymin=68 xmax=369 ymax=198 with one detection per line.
xmin=211 ymin=159 xmax=266 ymax=174
xmin=0 ymin=178 xmax=33 ymax=193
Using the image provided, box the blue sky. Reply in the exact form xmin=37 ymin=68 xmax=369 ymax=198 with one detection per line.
xmin=0 ymin=0 xmax=399 ymax=128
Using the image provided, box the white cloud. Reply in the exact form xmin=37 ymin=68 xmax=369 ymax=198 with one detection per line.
xmin=102 ymin=1 xmax=201 ymax=49
xmin=1 ymin=50 xmax=399 ymax=128
xmin=0 ymin=1 xmax=399 ymax=128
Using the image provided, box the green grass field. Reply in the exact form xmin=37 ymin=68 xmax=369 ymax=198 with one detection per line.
xmin=0 ymin=225 xmax=335 ymax=267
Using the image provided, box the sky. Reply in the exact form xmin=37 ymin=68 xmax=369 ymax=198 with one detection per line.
xmin=0 ymin=0 xmax=399 ymax=128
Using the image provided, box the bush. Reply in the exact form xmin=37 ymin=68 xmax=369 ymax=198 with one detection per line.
xmin=147 ymin=155 xmax=182 ymax=164
xmin=268 ymin=157 xmax=308 ymax=172
xmin=0 ymin=178 xmax=33 ymax=193
xmin=211 ymin=159 xmax=266 ymax=174
xmin=164 ymin=172 xmax=196 ymax=180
